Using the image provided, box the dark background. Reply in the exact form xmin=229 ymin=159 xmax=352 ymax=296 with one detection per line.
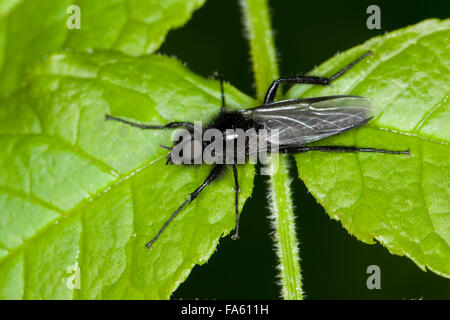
xmin=160 ymin=0 xmax=450 ymax=299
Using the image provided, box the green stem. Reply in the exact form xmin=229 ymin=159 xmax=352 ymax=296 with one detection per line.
xmin=240 ymin=0 xmax=303 ymax=300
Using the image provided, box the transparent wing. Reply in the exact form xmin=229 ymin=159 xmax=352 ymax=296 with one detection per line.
xmin=241 ymin=95 xmax=374 ymax=149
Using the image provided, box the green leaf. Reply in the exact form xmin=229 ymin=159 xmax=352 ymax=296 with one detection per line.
xmin=0 ymin=0 xmax=206 ymax=95
xmin=0 ymin=51 xmax=256 ymax=299
xmin=286 ymin=19 xmax=450 ymax=278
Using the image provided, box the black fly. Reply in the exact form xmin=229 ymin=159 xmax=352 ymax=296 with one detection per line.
xmin=105 ymin=52 xmax=409 ymax=249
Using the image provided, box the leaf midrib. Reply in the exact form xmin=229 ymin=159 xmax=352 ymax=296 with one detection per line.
xmin=0 ymin=154 xmax=164 ymax=265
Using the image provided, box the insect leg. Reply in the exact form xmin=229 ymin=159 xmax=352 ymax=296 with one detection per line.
xmin=146 ymin=164 xmax=224 ymax=249
xmin=263 ymin=51 xmax=372 ymax=104
xmin=105 ymin=114 xmax=194 ymax=131
xmin=264 ymin=76 xmax=330 ymax=104
xmin=281 ymin=145 xmax=410 ymax=155
xmin=329 ymin=51 xmax=372 ymax=81
xmin=214 ymin=71 xmax=226 ymax=113
xmin=231 ymin=164 xmax=240 ymax=240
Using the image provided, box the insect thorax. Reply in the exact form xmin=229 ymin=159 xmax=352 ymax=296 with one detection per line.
xmin=168 ymin=111 xmax=271 ymax=165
